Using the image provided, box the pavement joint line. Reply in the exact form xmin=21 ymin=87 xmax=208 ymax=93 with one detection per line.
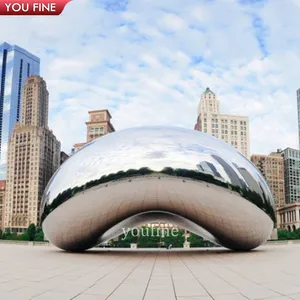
xmin=177 ymin=252 xmax=215 ymax=300
xmin=168 ymin=252 xmax=178 ymax=300
xmin=31 ymin=253 xmax=124 ymax=299
xmin=142 ymin=252 xmax=158 ymax=300
xmin=3 ymin=245 xmax=300 ymax=299
xmin=189 ymin=253 xmax=252 ymax=300
xmin=199 ymin=254 xmax=289 ymax=299
xmin=105 ymin=252 xmax=149 ymax=300
xmin=69 ymin=255 xmax=127 ymax=300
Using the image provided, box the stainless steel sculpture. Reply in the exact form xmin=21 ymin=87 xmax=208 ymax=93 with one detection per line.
xmin=41 ymin=126 xmax=275 ymax=251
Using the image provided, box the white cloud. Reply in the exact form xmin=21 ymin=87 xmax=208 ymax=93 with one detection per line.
xmin=159 ymin=14 xmax=186 ymax=32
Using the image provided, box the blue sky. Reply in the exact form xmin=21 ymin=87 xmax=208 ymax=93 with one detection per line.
xmin=1 ymin=0 xmax=300 ymax=154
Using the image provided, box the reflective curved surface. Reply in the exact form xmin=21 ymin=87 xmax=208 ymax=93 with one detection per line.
xmin=41 ymin=126 xmax=275 ymax=251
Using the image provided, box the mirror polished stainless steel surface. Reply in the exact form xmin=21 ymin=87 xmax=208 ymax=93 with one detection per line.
xmin=41 ymin=126 xmax=275 ymax=252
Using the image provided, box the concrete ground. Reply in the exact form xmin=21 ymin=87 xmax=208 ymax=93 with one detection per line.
xmin=0 ymin=244 xmax=300 ymax=300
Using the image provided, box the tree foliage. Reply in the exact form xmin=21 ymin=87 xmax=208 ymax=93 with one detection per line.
xmin=278 ymin=228 xmax=300 ymax=240
xmin=27 ymin=224 xmax=36 ymax=241
xmin=109 ymin=228 xmax=219 ymax=248
xmin=0 ymin=224 xmax=45 ymax=242
xmin=41 ymin=166 xmax=276 ymax=225
xmin=188 ymin=233 xmax=216 ymax=247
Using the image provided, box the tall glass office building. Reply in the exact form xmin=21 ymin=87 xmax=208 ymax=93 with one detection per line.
xmin=0 ymin=42 xmax=40 ymax=179
xmin=297 ymin=88 xmax=300 ymax=148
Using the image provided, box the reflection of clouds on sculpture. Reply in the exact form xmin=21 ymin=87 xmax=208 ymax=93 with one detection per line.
xmin=41 ymin=126 xmax=275 ymax=252
xmin=143 ymin=151 xmax=167 ymax=159
xmin=43 ymin=126 xmax=274 ymax=208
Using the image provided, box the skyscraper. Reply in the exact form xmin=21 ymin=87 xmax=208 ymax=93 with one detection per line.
xmin=0 ymin=180 xmax=5 ymax=229
xmin=194 ymin=88 xmax=250 ymax=157
xmin=72 ymin=109 xmax=115 ymax=153
xmin=297 ymin=88 xmax=300 ymax=148
xmin=282 ymin=148 xmax=300 ymax=204
xmin=4 ymin=76 xmax=60 ymax=232
xmin=0 ymin=42 xmax=40 ymax=179
xmin=251 ymin=151 xmax=285 ymax=208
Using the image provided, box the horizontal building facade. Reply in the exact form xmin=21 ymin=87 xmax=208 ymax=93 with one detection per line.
xmin=282 ymin=148 xmax=300 ymax=204
xmin=251 ymin=151 xmax=285 ymax=209
xmin=195 ymin=88 xmax=250 ymax=157
xmin=72 ymin=109 xmax=115 ymax=153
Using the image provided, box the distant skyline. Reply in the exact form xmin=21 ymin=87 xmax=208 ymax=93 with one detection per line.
xmin=1 ymin=0 xmax=299 ymax=155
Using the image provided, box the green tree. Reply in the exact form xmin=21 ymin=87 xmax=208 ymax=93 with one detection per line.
xmin=20 ymin=232 xmax=30 ymax=241
xmin=138 ymin=228 xmax=161 ymax=248
xmin=3 ymin=232 xmax=19 ymax=240
xmin=189 ymin=233 xmax=215 ymax=247
xmin=34 ymin=228 xmax=44 ymax=241
xmin=27 ymin=224 xmax=36 ymax=241
xmin=162 ymin=229 xmax=185 ymax=247
xmin=278 ymin=229 xmax=292 ymax=240
xmin=113 ymin=230 xmax=138 ymax=248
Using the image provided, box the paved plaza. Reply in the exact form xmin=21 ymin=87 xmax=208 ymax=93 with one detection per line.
xmin=0 ymin=244 xmax=300 ymax=300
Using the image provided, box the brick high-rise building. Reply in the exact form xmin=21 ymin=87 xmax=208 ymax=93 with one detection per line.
xmin=4 ymin=76 xmax=60 ymax=232
xmin=251 ymin=151 xmax=285 ymax=209
xmin=194 ymin=88 xmax=250 ymax=157
xmin=72 ymin=109 xmax=115 ymax=153
xmin=0 ymin=180 xmax=5 ymax=229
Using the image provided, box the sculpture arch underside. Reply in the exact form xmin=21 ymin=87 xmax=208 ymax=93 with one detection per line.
xmin=42 ymin=176 xmax=273 ymax=252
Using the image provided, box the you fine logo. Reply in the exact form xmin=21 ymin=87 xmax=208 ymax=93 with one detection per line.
xmin=0 ymin=0 xmax=72 ymax=15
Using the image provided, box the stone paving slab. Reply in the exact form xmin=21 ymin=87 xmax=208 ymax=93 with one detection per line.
xmin=0 ymin=244 xmax=300 ymax=300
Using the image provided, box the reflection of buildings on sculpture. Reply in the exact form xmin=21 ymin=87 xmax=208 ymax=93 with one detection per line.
xmin=196 ymin=161 xmax=227 ymax=184
xmin=277 ymin=203 xmax=300 ymax=232
xmin=146 ymin=222 xmax=177 ymax=228
xmin=60 ymin=151 xmax=69 ymax=165
xmin=72 ymin=109 xmax=115 ymax=153
xmin=235 ymin=164 xmax=265 ymax=198
xmin=42 ymin=127 xmax=275 ymax=252
xmin=72 ymin=142 xmax=86 ymax=153
xmin=197 ymin=161 xmax=221 ymax=178
xmin=144 ymin=222 xmax=177 ymax=233
xmin=251 ymin=150 xmax=285 ymax=209
xmin=194 ymin=87 xmax=250 ymax=158
xmin=4 ymin=76 xmax=61 ymax=233
xmin=213 ymin=155 xmax=245 ymax=188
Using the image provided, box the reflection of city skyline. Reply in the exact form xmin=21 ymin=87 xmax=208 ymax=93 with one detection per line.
xmin=41 ymin=165 xmax=276 ymax=224
xmin=42 ymin=127 xmax=275 ymax=227
xmin=198 ymin=155 xmax=272 ymax=206
xmin=197 ymin=161 xmax=222 ymax=178
xmin=46 ymin=127 xmax=260 ymax=203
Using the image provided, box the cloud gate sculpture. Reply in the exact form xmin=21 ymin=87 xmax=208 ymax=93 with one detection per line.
xmin=41 ymin=126 xmax=275 ymax=252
